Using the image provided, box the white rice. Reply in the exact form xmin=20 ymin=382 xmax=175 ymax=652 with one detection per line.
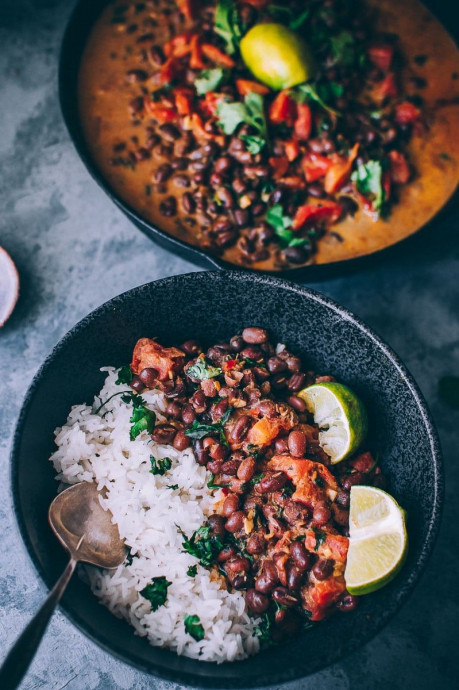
xmin=50 ymin=367 xmax=260 ymax=662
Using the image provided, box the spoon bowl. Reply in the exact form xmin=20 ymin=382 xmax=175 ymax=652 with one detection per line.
xmin=49 ymin=482 xmax=126 ymax=569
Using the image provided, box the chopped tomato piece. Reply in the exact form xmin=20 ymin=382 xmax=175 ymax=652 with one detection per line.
xmin=284 ymin=139 xmax=301 ymax=162
xmin=201 ymin=44 xmax=235 ymax=68
xmin=190 ymin=112 xmax=225 ymax=145
xmin=388 ymin=150 xmax=410 ymax=183
xmin=302 ymin=153 xmax=331 ymax=183
xmin=235 ymin=79 xmax=270 ymax=96
xmin=294 ymin=103 xmax=312 ymax=141
xmin=395 ymin=101 xmax=421 ymax=124
xmin=144 ymin=98 xmax=177 ymax=122
xmin=174 ymin=87 xmax=193 ymax=116
xmin=302 ymin=577 xmax=347 ymax=621
xmin=374 ymin=72 xmax=398 ymax=101
xmin=131 ymin=338 xmax=185 ymax=380
xmin=247 ymin=417 xmax=282 ymax=447
xmin=268 ymin=455 xmax=337 ymax=510
xmin=305 ymin=530 xmax=349 ymax=563
xmin=201 ymin=91 xmax=225 ymax=116
xmin=190 ymin=34 xmax=206 ymax=69
xmin=269 ymin=91 xmax=296 ymax=126
xmin=269 ymin=156 xmax=289 ymax=179
xmin=324 ymin=143 xmax=359 ymax=194
xmin=176 ymin=0 xmax=198 ymax=21
xmin=292 ymin=199 xmax=343 ymax=229
xmin=159 ymin=57 xmax=181 ymax=85
xmin=367 ymin=43 xmax=394 ymax=72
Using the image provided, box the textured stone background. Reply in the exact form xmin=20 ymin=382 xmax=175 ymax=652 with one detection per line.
xmin=1 ymin=1 xmax=458 ymax=688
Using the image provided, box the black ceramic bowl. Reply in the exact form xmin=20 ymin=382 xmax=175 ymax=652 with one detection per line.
xmin=58 ymin=0 xmax=458 ymax=281
xmin=11 ymin=272 xmax=442 ymax=687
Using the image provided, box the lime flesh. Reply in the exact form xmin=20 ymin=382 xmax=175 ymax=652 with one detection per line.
xmin=298 ymin=382 xmax=368 ymax=463
xmin=345 ymin=485 xmax=408 ymax=595
xmin=240 ymin=23 xmax=315 ymax=90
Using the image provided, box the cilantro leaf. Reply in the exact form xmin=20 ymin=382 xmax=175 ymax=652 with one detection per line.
xmin=116 ymin=365 xmax=133 ymax=385
xmin=167 ymin=484 xmax=179 ymax=490
xmin=184 ymin=614 xmax=205 ymax=641
xmin=185 ymin=408 xmax=232 ymax=446
xmin=289 ymin=8 xmax=311 ymax=31
xmin=293 ymin=83 xmax=339 ymax=116
xmin=351 ymin=160 xmax=385 ymax=214
xmin=150 ymin=456 xmax=172 ymax=475
xmin=129 ymin=396 xmax=156 ymax=440
xmin=187 ymin=565 xmax=198 ymax=577
xmin=140 ymin=576 xmax=171 ymax=611
xmin=240 ymin=134 xmax=266 ymax=154
xmin=215 ymin=0 xmax=242 ymax=55
xmin=266 ymin=204 xmax=310 ymax=249
xmin=267 ymin=5 xmax=310 ymax=31
xmin=217 ymin=92 xmax=267 ymax=140
xmin=180 ymin=525 xmax=223 ymax=566
xmin=254 ymin=613 xmax=276 ymax=647
xmin=186 ymin=356 xmax=222 ymax=380
xmin=330 ymin=31 xmax=356 ymax=66
xmin=195 ymin=68 xmax=227 ymax=96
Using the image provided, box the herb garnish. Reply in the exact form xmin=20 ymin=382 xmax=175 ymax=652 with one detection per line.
xmin=116 ymin=365 xmax=133 ymax=385
xmin=266 ymin=5 xmax=310 ymax=31
xmin=186 ymin=356 xmax=222 ymax=380
xmin=351 ymin=160 xmax=385 ymax=215
xmin=185 ymin=407 xmax=232 ymax=446
xmin=195 ymin=68 xmax=228 ymax=95
xmin=214 ymin=0 xmax=242 ymax=55
xmin=254 ymin=613 xmax=275 ymax=647
xmin=140 ymin=576 xmax=171 ymax=611
xmin=293 ymin=83 xmax=339 ymax=116
xmin=184 ymin=614 xmax=205 ymax=641
xmin=312 ymin=527 xmax=327 ymax=551
xmin=129 ymin=395 xmax=156 ymax=440
xmin=187 ymin=565 xmax=198 ymax=577
xmin=179 ymin=525 xmax=224 ymax=566
xmin=265 ymin=204 xmax=310 ymax=249
xmin=167 ymin=484 xmax=179 ymax=490
xmin=150 ymin=456 xmax=172 ymax=475
xmin=207 ymin=473 xmax=229 ymax=489
xmin=240 ymin=134 xmax=266 ymax=155
xmin=217 ymin=93 xmax=268 ymax=146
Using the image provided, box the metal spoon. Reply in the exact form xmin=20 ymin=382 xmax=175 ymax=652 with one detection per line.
xmin=0 ymin=482 xmax=126 ymax=690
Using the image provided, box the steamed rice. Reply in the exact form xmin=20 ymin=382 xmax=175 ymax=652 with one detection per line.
xmin=50 ymin=367 xmax=260 ymax=662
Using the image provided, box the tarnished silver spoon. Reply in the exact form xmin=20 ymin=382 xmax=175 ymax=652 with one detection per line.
xmin=0 ymin=482 xmax=126 ymax=690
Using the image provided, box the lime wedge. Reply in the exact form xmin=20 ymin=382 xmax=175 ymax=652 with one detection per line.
xmin=298 ymin=382 xmax=367 ymax=463
xmin=240 ymin=23 xmax=315 ymax=91
xmin=344 ymin=485 xmax=408 ymax=595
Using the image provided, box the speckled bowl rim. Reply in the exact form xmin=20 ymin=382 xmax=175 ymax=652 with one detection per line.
xmin=10 ymin=271 xmax=444 ymax=688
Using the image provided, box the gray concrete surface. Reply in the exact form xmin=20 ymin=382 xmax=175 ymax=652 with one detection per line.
xmin=1 ymin=1 xmax=458 ymax=688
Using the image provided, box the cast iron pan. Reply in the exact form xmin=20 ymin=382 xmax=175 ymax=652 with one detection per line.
xmin=58 ymin=0 xmax=459 ymax=281
xmin=11 ymin=272 xmax=443 ymax=686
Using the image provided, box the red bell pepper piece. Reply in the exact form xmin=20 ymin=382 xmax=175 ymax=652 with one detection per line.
xmin=200 ymin=91 xmax=225 ymax=116
xmin=324 ymin=142 xmax=359 ymax=194
xmin=201 ymin=44 xmax=235 ymax=68
xmin=190 ymin=35 xmax=206 ymax=69
xmin=191 ymin=113 xmax=225 ymax=146
xmin=269 ymin=91 xmax=297 ymax=126
xmin=302 ymin=577 xmax=347 ymax=621
xmin=164 ymin=33 xmax=193 ymax=58
xmin=302 ymin=152 xmax=331 ymax=182
xmin=388 ymin=150 xmax=411 ymax=184
xmin=174 ymin=87 xmax=193 ymax=116
xmin=367 ymin=43 xmax=394 ymax=72
xmin=235 ymin=79 xmax=270 ymax=96
xmin=268 ymin=156 xmax=289 ymax=179
xmin=284 ymin=139 xmax=301 ymax=162
xmin=292 ymin=199 xmax=343 ymax=229
xmin=374 ymin=72 xmax=398 ymax=101
xmin=159 ymin=57 xmax=181 ymax=85
xmin=144 ymin=98 xmax=177 ymax=123
xmin=395 ymin=101 xmax=421 ymax=124
xmin=294 ymin=103 xmax=312 ymax=141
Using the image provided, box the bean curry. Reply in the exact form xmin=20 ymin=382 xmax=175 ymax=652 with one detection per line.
xmin=122 ymin=328 xmax=385 ymax=643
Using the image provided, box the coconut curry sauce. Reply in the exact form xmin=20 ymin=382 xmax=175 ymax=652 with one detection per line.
xmin=78 ymin=0 xmax=459 ymax=270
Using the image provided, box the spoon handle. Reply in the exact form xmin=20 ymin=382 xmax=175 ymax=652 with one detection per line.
xmin=0 ymin=557 xmax=77 ymax=690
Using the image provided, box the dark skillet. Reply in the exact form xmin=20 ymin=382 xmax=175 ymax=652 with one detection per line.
xmin=11 ymin=272 xmax=443 ymax=687
xmin=58 ymin=0 xmax=459 ymax=281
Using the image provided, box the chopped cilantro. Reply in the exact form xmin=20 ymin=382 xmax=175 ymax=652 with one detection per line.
xmin=167 ymin=484 xmax=179 ymax=490
xmin=179 ymin=525 xmax=224 ymax=566
xmin=214 ymin=0 xmax=242 ymax=55
xmin=129 ymin=395 xmax=156 ymax=440
xmin=116 ymin=365 xmax=133 ymax=385
xmin=195 ymin=68 xmax=228 ymax=95
xmin=140 ymin=576 xmax=171 ymax=611
xmin=187 ymin=565 xmax=198 ymax=577
xmin=351 ymin=160 xmax=385 ymax=215
xmin=330 ymin=31 xmax=357 ymax=67
xmin=266 ymin=204 xmax=310 ymax=249
xmin=184 ymin=614 xmax=205 ymax=641
xmin=254 ymin=613 xmax=275 ymax=647
xmin=150 ymin=456 xmax=172 ymax=475
xmin=312 ymin=527 xmax=327 ymax=550
xmin=240 ymin=134 xmax=266 ymax=154
xmin=185 ymin=409 xmax=232 ymax=446
xmin=293 ymin=83 xmax=339 ymax=116
xmin=187 ymin=356 xmax=222 ymax=380
xmin=217 ymin=92 xmax=267 ymax=141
